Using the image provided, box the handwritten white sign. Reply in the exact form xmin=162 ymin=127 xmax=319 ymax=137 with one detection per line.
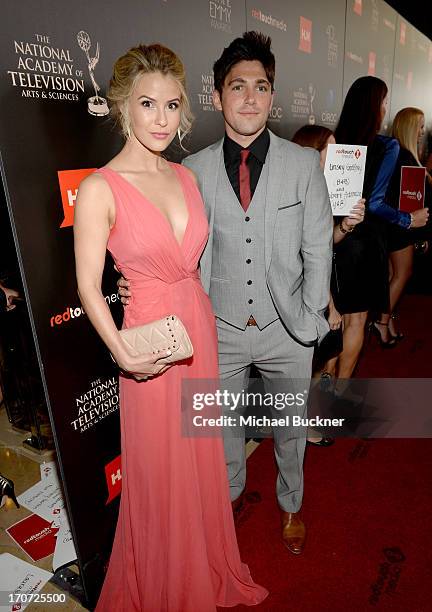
xmin=53 ymin=521 xmax=77 ymax=572
xmin=17 ymin=474 xmax=65 ymax=528
xmin=0 ymin=553 xmax=53 ymax=611
xmin=15 ymin=463 xmax=77 ymax=572
xmin=324 ymin=144 xmax=367 ymax=216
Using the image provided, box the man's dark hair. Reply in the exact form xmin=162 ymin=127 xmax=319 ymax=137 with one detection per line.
xmin=213 ymin=31 xmax=275 ymax=94
xmin=335 ymin=76 xmax=388 ymax=145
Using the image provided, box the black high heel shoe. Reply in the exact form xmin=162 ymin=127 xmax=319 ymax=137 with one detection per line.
xmin=370 ymin=321 xmax=397 ymax=348
xmin=389 ymin=314 xmax=404 ymax=341
xmin=0 ymin=474 xmax=20 ymax=508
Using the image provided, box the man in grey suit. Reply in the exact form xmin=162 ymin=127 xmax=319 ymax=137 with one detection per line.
xmin=120 ymin=32 xmax=333 ymax=554
xmin=185 ymin=32 xmax=332 ymax=554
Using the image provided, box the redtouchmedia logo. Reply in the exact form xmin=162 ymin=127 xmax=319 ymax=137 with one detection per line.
xmin=250 ymin=8 xmax=287 ymax=31
xmin=57 ymin=168 xmax=96 ymax=228
xmin=50 ymin=293 xmax=119 ymax=327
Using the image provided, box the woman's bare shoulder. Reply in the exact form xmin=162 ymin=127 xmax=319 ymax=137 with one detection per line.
xmin=76 ymin=172 xmax=115 ymax=213
xmin=78 ymin=171 xmax=112 ymax=197
xmin=75 ymin=171 xmax=115 ymax=227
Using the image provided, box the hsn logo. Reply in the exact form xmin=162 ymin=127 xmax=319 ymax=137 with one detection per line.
xmin=299 ymin=17 xmax=312 ymax=54
xmin=57 ymin=168 xmax=96 ymax=228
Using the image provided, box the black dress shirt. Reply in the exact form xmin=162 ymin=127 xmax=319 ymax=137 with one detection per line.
xmin=223 ymin=129 xmax=270 ymax=203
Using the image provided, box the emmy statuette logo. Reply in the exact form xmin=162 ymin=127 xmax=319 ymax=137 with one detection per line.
xmin=76 ymin=30 xmax=109 ymax=116
xmin=308 ymin=83 xmax=316 ymax=125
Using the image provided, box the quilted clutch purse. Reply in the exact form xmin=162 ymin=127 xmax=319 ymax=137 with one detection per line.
xmin=118 ymin=315 xmax=193 ymax=365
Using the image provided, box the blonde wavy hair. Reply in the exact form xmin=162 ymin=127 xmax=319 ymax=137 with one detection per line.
xmin=391 ymin=107 xmax=424 ymax=164
xmin=108 ymin=44 xmax=193 ymax=147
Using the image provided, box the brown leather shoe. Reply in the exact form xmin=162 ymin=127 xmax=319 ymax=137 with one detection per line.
xmin=281 ymin=511 xmax=306 ymax=554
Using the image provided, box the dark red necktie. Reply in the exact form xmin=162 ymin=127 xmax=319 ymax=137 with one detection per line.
xmin=239 ymin=149 xmax=251 ymax=211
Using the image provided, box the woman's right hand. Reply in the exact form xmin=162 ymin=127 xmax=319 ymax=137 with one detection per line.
xmin=114 ymin=349 xmax=173 ymax=381
xmin=410 ymin=207 xmax=429 ymax=228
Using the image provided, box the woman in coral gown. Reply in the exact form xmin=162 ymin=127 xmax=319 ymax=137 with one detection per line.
xmin=74 ymin=43 xmax=267 ymax=612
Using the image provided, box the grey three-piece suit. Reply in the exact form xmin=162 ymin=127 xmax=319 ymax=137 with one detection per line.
xmin=184 ymin=130 xmax=333 ymax=512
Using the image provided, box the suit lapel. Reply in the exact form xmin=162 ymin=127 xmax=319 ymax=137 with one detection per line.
xmin=265 ymin=131 xmax=285 ymax=273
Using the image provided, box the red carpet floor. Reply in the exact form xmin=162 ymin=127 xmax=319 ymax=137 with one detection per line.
xmin=226 ymin=295 xmax=432 ymax=612
xmin=356 ymin=293 xmax=432 ymax=378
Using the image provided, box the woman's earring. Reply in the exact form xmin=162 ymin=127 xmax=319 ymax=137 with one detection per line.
xmin=177 ymin=128 xmax=181 ymax=142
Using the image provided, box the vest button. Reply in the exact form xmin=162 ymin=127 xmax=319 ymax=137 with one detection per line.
xmin=246 ymin=238 xmax=251 ymax=243
xmin=246 ymin=259 xmax=251 ymax=264
xmin=247 ymin=280 xmax=252 ymax=285
xmin=248 ymin=299 xmax=253 ymax=304
xmin=245 ymin=216 xmax=250 ymax=222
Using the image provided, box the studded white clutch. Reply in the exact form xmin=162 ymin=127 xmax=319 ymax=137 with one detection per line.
xmin=118 ymin=314 xmax=193 ymax=365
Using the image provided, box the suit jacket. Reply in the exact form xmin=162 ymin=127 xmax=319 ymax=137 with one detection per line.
xmin=183 ymin=130 xmax=333 ymax=346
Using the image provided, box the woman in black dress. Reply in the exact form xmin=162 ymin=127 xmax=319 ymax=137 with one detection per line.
xmin=331 ymin=77 xmax=399 ymax=382
xmin=374 ymin=107 xmax=430 ymax=342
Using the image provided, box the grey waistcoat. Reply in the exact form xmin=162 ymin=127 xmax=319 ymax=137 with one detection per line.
xmin=209 ymin=159 xmax=279 ymax=329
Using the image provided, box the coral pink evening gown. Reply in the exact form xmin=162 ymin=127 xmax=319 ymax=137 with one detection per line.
xmin=95 ymin=164 xmax=268 ymax=611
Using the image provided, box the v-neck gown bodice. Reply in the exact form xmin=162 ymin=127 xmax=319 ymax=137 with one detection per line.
xmin=95 ymin=164 xmax=267 ymax=611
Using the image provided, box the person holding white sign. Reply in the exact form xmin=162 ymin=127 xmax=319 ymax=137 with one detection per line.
xmin=292 ymin=125 xmax=366 ymax=254
xmin=330 ymin=77 xmax=400 ymax=379
xmin=292 ymin=125 xmax=365 ymax=389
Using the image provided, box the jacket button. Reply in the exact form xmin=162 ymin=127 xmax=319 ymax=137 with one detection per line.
xmin=246 ymin=238 xmax=251 ymax=243
xmin=246 ymin=259 xmax=251 ymax=264
xmin=248 ymin=299 xmax=253 ymax=304
xmin=245 ymin=216 xmax=250 ymax=222
xmin=247 ymin=280 xmax=252 ymax=285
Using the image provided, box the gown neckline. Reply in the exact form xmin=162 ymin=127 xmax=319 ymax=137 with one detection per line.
xmin=104 ymin=163 xmax=190 ymax=250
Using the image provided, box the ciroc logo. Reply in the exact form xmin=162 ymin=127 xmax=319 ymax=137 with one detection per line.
xmin=269 ymin=106 xmax=283 ymax=120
